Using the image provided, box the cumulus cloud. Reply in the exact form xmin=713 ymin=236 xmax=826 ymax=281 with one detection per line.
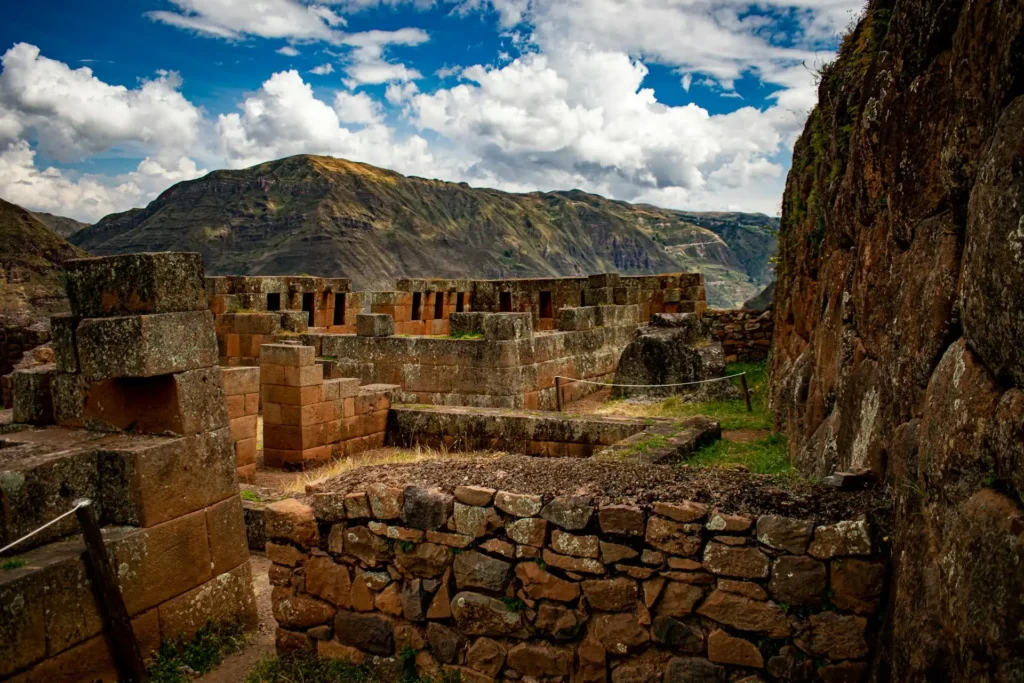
xmin=339 ymin=28 xmax=429 ymax=87
xmin=147 ymin=0 xmax=346 ymax=41
xmin=277 ymin=46 xmax=301 ymax=56
xmin=333 ymin=90 xmax=384 ymax=124
xmin=310 ymin=63 xmax=335 ymax=75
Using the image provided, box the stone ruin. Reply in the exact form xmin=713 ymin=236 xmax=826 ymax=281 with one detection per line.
xmin=1 ymin=253 xmax=256 ymax=681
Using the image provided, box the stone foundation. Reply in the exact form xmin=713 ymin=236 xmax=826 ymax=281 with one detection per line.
xmin=266 ymin=489 xmax=886 ymax=682
xmin=704 ymin=309 xmax=773 ymax=363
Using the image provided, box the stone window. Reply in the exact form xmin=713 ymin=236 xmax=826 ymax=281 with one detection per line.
xmin=302 ymin=292 xmax=315 ymax=326
xmin=540 ymin=291 xmax=553 ymax=318
xmin=334 ymin=293 xmax=346 ymax=325
xmin=434 ymin=292 xmax=444 ymax=319
xmin=580 ymin=289 xmax=586 ymax=306
xmin=267 ymin=292 xmax=281 ymax=311
xmin=500 ymin=291 xmax=512 ymax=312
xmin=456 ymin=292 xmax=466 ymax=312
xmin=412 ymin=292 xmax=422 ymax=320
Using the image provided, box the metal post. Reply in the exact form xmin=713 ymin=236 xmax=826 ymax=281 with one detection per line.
xmin=555 ymin=376 xmax=563 ymax=412
xmin=75 ymin=499 xmax=149 ymax=683
xmin=740 ymin=373 xmax=753 ymax=413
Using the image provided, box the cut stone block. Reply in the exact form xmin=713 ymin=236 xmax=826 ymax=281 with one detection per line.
xmin=449 ymin=312 xmax=486 ymax=336
xmin=280 ymin=311 xmax=308 ymax=332
xmin=98 ymin=427 xmax=237 ymax=528
xmin=65 ymin=252 xmax=207 ymax=318
xmin=222 ymin=366 xmax=260 ymax=396
xmin=12 ymin=365 xmax=56 ymax=424
xmin=261 ymin=344 xmax=315 ymax=367
xmin=76 ymin=310 xmax=218 ymax=381
xmin=588 ymin=273 xmax=621 ymax=289
xmin=357 ymin=314 xmax=395 ymax=337
xmin=558 ymin=307 xmax=597 ymax=331
xmin=482 ymin=313 xmax=532 ymax=341
xmin=50 ymin=315 xmax=80 ymax=373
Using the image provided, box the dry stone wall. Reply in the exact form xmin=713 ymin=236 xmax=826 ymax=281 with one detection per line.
xmin=266 ymin=490 xmax=886 ymax=682
xmin=704 ymin=309 xmax=773 ymax=363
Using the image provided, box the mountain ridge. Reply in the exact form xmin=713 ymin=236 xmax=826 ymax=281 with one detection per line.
xmin=70 ymin=154 xmax=778 ymax=307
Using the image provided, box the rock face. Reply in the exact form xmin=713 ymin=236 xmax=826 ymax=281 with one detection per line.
xmin=612 ymin=313 xmax=738 ymax=401
xmin=770 ymin=1 xmax=1024 ymax=679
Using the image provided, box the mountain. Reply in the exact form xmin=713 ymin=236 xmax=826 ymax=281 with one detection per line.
xmin=0 ymin=198 xmax=89 ymax=324
xmin=29 ymin=210 xmax=90 ymax=238
xmin=71 ymin=155 xmax=777 ymax=307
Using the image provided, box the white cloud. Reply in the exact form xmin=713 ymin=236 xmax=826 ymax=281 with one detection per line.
xmin=277 ymin=46 xmax=301 ymax=56
xmin=339 ymin=28 xmax=429 ymax=87
xmin=147 ymin=0 xmax=346 ymax=42
xmin=333 ymin=90 xmax=383 ymax=124
xmin=310 ymin=63 xmax=335 ymax=75
xmin=0 ymin=43 xmax=201 ymax=164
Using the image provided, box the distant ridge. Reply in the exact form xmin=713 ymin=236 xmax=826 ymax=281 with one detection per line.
xmin=71 ymin=155 xmax=778 ymax=307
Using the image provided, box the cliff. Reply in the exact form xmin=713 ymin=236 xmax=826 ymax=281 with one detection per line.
xmin=770 ymin=0 xmax=1024 ymax=678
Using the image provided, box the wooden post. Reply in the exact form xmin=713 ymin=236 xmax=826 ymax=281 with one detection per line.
xmin=75 ymin=499 xmax=149 ymax=683
xmin=740 ymin=373 xmax=753 ymax=413
xmin=555 ymin=376 xmax=563 ymax=412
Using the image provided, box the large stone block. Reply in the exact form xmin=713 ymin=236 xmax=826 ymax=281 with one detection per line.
xmin=482 ymin=313 xmax=532 ymax=341
xmin=50 ymin=315 xmax=80 ymax=373
xmin=357 ymin=314 xmax=395 ymax=337
xmin=65 ymin=252 xmax=207 ymax=318
xmin=98 ymin=428 xmax=237 ymax=528
xmin=76 ymin=311 xmax=218 ymax=381
xmin=12 ymin=365 xmax=56 ymax=424
xmin=558 ymin=307 xmax=597 ymax=331
xmin=449 ymin=312 xmax=486 ymax=336
xmin=158 ymin=562 xmax=258 ymax=642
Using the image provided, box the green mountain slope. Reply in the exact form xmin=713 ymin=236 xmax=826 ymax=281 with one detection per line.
xmin=71 ymin=155 xmax=777 ymax=307
xmin=1 ymin=198 xmax=89 ymax=323
xmin=29 ymin=210 xmax=90 ymax=238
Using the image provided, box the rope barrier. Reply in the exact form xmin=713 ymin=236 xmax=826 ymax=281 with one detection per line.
xmin=555 ymin=371 xmax=747 ymax=389
xmin=0 ymin=499 xmax=89 ymax=556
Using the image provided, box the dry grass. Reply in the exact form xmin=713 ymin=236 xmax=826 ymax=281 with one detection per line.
xmin=281 ymin=443 xmax=506 ymax=494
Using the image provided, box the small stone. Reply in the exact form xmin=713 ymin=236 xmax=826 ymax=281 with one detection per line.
xmin=830 ymin=558 xmax=886 ymax=614
xmin=307 ymin=625 xmax=333 ymax=641
xmin=581 ymin=578 xmax=638 ymax=612
xmin=311 ymin=493 xmax=347 ymax=522
xmin=402 ymin=579 xmax=429 ymax=621
xmin=717 ymin=579 xmax=767 ymax=601
xmin=667 ymin=558 xmax=702 ymax=571
xmin=600 ymin=541 xmax=639 ymax=563
xmin=598 ymin=505 xmax=645 ymax=536
xmin=403 ymin=487 xmax=455 ymax=531
xmin=344 ymin=526 xmax=392 ymax=566
xmin=551 ymin=529 xmax=600 ymax=558
xmin=661 ymin=571 xmax=715 ymax=585
xmin=642 ymin=578 xmax=665 ymax=608
xmin=703 ymin=543 xmax=770 ymax=579
xmin=507 ymin=643 xmax=572 ymax=678
xmin=334 ymin=611 xmax=394 ymax=656
xmin=696 ymin=590 xmax=790 ymax=637
xmin=454 ymin=485 xmax=497 ymax=506
xmin=541 ymin=497 xmax=594 ymax=530
xmin=663 ymin=657 xmax=726 ymax=683
xmin=646 ymin=517 xmax=702 ymax=556
xmin=617 ymin=565 xmax=655 ymax=579
xmin=708 ymin=629 xmax=763 ymax=668
xmin=534 ymin=603 xmax=583 ymax=640
xmin=344 ymin=492 xmax=372 ymax=519
xmin=466 ymin=638 xmax=506 ymax=677
xmin=306 ymin=556 xmax=352 ymax=608
xmin=713 ymin=535 xmax=747 ymax=546
xmin=366 ymin=484 xmax=404 ymax=519
xmin=450 ymin=592 xmax=527 ymax=637
xmin=794 ymin=612 xmax=869 ymax=660
xmin=755 ymin=515 xmax=814 ymax=554
xmin=426 ymin=571 xmax=454 ymax=620
xmin=808 ymin=520 xmax=872 ymax=558
xmin=395 ymin=542 xmax=453 ymax=578
xmin=818 ymin=660 xmax=869 ymax=683
xmin=495 ymin=491 xmax=543 ymax=517
xmin=266 ymin=499 xmax=319 ymax=547
xmin=767 ymin=646 xmax=813 ymax=681
xmin=374 ymin=582 xmax=403 ymax=616
xmin=327 ymin=524 xmax=345 ymax=554
xmin=515 ymin=561 xmax=581 ymax=602
xmin=349 ymin=575 xmax=374 ymax=611
xmin=427 ymin=622 xmax=466 ymax=664
xmin=368 ymin=521 xmax=423 ymax=542
xmin=705 ymin=510 xmax=752 ymax=532
xmin=591 ymin=613 xmax=649 ymax=654
xmin=651 ymin=616 xmax=703 ymax=653
xmin=575 ymin=638 xmax=606 ymax=683
xmin=641 ymin=550 xmax=665 ymax=565
xmin=506 ymin=517 xmax=548 ymax=546
xmin=266 ymin=541 xmax=307 ymax=567
xmin=542 ymin=550 xmax=604 ymax=575
xmin=655 ymin=581 xmax=704 ymax=617
xmin=769 ymin=555 xmax=826 ymax=605
xmin=653 ymin=501 xmax=708 ymax=523
xmin=425 ymin=530 xmax=475 ymax=548
xmin=454 ymin=503 xmax=504 ymax=537
xmin=479 ymin=538 xmax=515 ymax=558
xmin=272 ymin=588 xmax=335 ymax=628
xmin=454 ymin=551 xmax=512 ymax=592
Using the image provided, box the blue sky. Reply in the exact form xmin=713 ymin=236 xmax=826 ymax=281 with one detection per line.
xmin=0 ymin=0 xmax=864 ymax=222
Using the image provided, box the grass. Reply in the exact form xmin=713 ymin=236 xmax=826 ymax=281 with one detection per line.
xmin=240 ymin=489 xmax=263 ymax=503
xmin=2 ymin=558 xmax=27 ymax=571
xmin=587 ymin=361 xmax=792 ymax=475
xmin=245 ymin=654 xmax=374 ymax=683
xmin=282 ymin=443 xmax=506 ymax=494
xmin=448 ymin=330 xmax=484 ymax=340
xmin=149 ymin=621 xmax=248 ymax=683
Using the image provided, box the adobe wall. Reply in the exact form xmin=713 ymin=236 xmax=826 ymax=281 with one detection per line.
xmin=704 ymin=309 xmax=773 ymax=363
xmin=307 ymin=306 xmax=641 ymax=410
xmin=2 ymin=253 xmax=256 ymax=681
xmin=265 ymin=488 xmax=887 ymax=682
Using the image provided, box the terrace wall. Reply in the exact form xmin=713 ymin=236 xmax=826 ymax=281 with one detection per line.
xmin=266 ymin=490 xmax=887 ymax=682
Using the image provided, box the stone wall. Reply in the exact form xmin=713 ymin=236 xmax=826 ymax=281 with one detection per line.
xmin=704 ymin=309 xmax=773 ymax=363
xmin=265 ymin=490 xmax=886 ymax=682
xmin=260 ymin=343 xmax=398 ymax=469
xmin=223 ymin=366 xmax=260 ymax=481
xmin=215 ymin=312 xmax=308 ymax=366
xmin=0 ymin=320 xmax=50 ymax=408
xmin=1 ymin=253 xmax=256 ymax=680
xmin=207 ymin=275 xmax=356 ymax=330
xmin=308 ymin=307 xmax=641 ymax=410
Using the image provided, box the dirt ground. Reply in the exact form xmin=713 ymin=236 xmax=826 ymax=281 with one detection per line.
xmin=195 ymin=555 xmax=275 ymax=683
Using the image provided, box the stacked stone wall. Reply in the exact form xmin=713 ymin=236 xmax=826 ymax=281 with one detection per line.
xmin=704 ymin=309 xmax=773 ymax=362
xmin=0 ymin=321 xmax=50 ymax=408
xmin=2 ymin=253 xmax=256 ymax=680
xmin=222 ymin=366 xmax=260 ymax=480
xmin=265 ymin=490 xmax=886 ymax=682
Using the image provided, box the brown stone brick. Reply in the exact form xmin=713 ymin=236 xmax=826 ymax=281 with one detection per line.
xmin=111 ymin=510 xmax=213 ymax=615
xmin=707 ymin=629 xmax=763 ymax=668
xmin=244 ymin=392 xmax=259 ymax=415
xmin=306 ymin=556 xmax=352 ymax=608
xmin=266 ymin=499 xmax=319 ymax=547
xmin=226 ymin=394 xmax=246 ymax=419
xmin=222 ymin=366 xmax=260 ymax=396
xmin=263 ymin=401 xmax=281 ymax=424
xmin=99 ymin=428 xmax=237 ymax=528
xmin=235 ymin=437 xmax=257 ymax=467
xmin=284 ymin=363 xmax=324 ymax=387
xmin=206 ymin=495 xmax=250 ymax=576
xmin=263 ymin=447 xmax=302 ymax=468
xmin=272 ymin=587 xmax=336 ymax=629
xmin=158 ymin=562 xmax=258 ymax=642
xmin=230 ymin=414 xmax=257 ymax=441
xmin=236 ymin=463 xmax=256 ymax=482
xmin=261 ymin=344 xmax=314 ymax=367
xmin=261 ymin=363 xmax=286 ymax=386
xmin=263 ymin=384 xmax=321 ymax=406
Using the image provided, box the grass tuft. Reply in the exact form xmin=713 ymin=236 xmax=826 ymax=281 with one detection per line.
xmin=240 ymin=489 xmax=263 ymax=503
xmin=244 ymin=653 xmax=374 ymax=683
xmin=2 ymin=558 xmax=27 ymax=571
xmin=149 ymin=621 xmax=247 ymax=683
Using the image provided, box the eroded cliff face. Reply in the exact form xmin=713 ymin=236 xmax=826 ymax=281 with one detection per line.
xmin=771 ymin=0 xmax=1024 ymax=678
